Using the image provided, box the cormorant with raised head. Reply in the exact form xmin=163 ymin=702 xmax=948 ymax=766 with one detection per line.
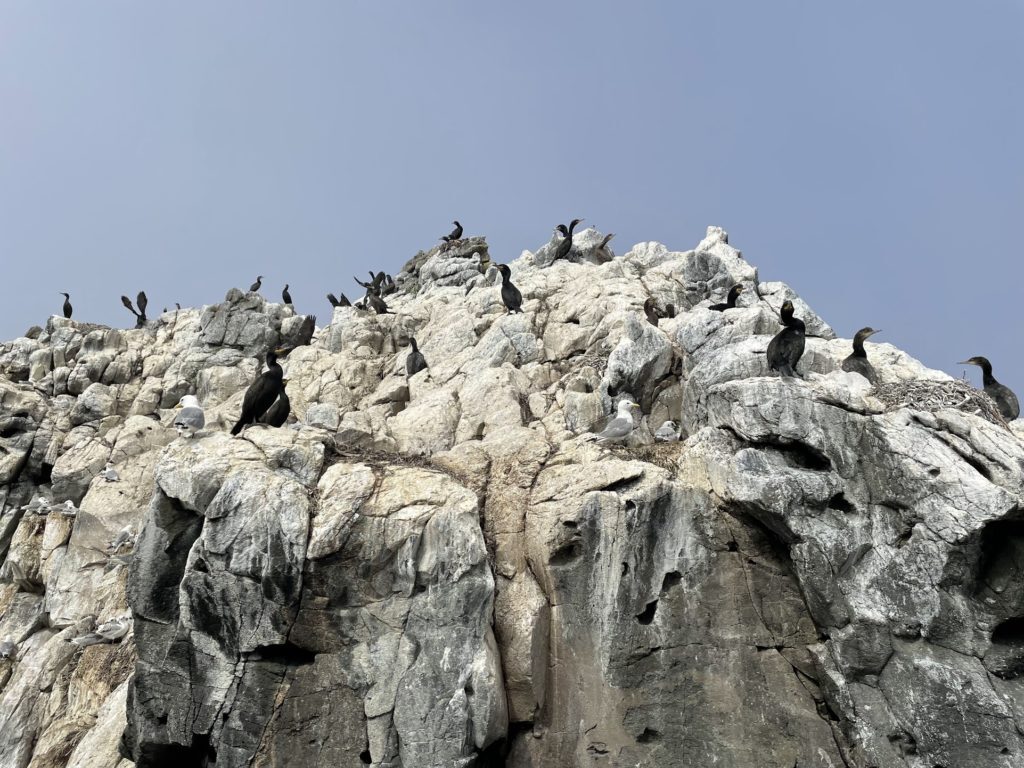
xmin=710 ymin=284 xmax=745 ymax=311
xmin=60 ymin=293 xmax=72 ymax=319
xmin=842 ymin=327 xmax=882 ymax=384
xmin=497 ymin=264 xmax=522 ymax=313
xmin=643 ymin=298 xmax=660 ymax=327
xmin=959 ymin=356 xmax=1020 ymax=420
xmin=258 ymin=380 xmax=291 ymax=427
xmin=327 ymin=292 xmax=351 ymax=308
xmin=552 ymin=218 xmax=584 ymax=262
xmin=249 ymin=276 xmax=263 ymax=293
xmin=406 ymin=337 xmax=428 ymax=376
xmin=766 ymin=300 xmax=806 ymax=378
xmin=441 ymin=221 xmax=463 ymax=242
xmin=282 ymin=285 xmax=292 ymax=305
xmin=230 ymin=347 xmax=287 ymax=435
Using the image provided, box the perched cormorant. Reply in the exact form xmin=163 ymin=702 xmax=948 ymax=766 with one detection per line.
xmin=406 ymin=337 xmax=428 ymax=376
xmin=327 ymin=292 xmax=351 ymax=308
xmin=249 ymin=276 xmax=263 ymax=293
xmin=258 ymin=380 xmax=291 ymax=427
xmin=441 ymin=221 xmax=463 ymax=242
xmin=959 ymin=356 xmax=1020 ymax=420
xmin=582 ymin=399 xmax=641 ymax=443
xmin=173 ymin=395 xmax=205 ymax=438
xmin=766 ymin=300 xmax=806 ymax=378
xmin=367 ymin=290 xmax=391 ymax=315
xmin=60 ymin=293 xmax=72 ymax=319
xmin=230 ymin=348 xmax=287 ymax=435
xmin=282 ymin=285 xmax=293 ymax=305
xmin=552 ymin=218 xmax=584 ymax=262
xmin=842 ymin=327 xmax=882 ymax=384
xmin=643 ymin=298 xmax=660 ymax=327
xmin=497 ymin=264 xmax=522 ymax=313
xmin=597 ymin=232 xmax=615 ymax=258
xmin=380 ymin=274 xmax=397 ymax=296
xmin=709 ymin=284 xmax=745 ymax=311
xmin=293 ymin=315 xmax=317 ymax=348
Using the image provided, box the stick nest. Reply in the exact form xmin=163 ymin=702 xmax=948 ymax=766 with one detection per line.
xmin=873 ymin=379 xmax=1008 ymax=427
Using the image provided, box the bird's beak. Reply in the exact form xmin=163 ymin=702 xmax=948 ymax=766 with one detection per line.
xmin=869 ymin=329 xmax=882 ymax=337
xmin=957 ymin=360 xmax=972 ymax=366
xmin=274 ymin=347 xmax=289 ymax=356
xmin=173 ymin=403 xmax=182 ymax=409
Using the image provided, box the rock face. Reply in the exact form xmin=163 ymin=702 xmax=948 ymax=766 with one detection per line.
xmin=1 ymin=227 xmax=1023 ymax=768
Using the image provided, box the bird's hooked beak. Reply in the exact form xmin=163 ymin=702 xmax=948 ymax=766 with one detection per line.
xmin=867 ymin=329 xmax=882 ymax=338
xmin=958 ymin=359 xmax=976 ymax=366
xmin=274 ymin=346 xmax=289 ymax=356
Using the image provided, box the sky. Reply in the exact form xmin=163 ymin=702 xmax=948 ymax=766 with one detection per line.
xmin=1 ymin=2 xmax=1021 ymax=393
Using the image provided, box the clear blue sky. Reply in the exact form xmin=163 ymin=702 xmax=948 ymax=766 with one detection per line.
xmin=1 ymin=3 xmax=1021 ymax=392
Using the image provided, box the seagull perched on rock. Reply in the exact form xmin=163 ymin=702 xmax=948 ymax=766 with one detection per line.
xmin=655 ymin=420 xmax=679 ymax=442
xmin=173 ymin=395 xmax=206 ymax=438
xmin=108 ymin=526 xmax=136 ymax=554
xmin=59 ymin=500 xmax=78 ymax=517
xmin=21 ymin=496 xmax=49 ymax=516
xmin=100 ymin=462 xmax=119 ymax=482
xmin=0 ymin=636 xmax=16 ymax=660
xmin=582 ymin=400 xmax=642 ymax=443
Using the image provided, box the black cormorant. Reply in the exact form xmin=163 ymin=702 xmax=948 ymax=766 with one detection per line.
xmin=230 ymin=348 xmax=287 ymax=435
xmin=441 ymin=221 xmax=463 ymax=242
xmin=367 ymin=289 xmax=391 ymax=315
xmin=249 ymin=276 xmax=263 ymax=293
xmin=120 ymin=295 xmax=143 ymax=327
xmin=842 ymin=327 xmax=882 ymax=384
xmin=643 ymin=298 xmax=660 ymax=327
xmin=282 ymin=285 xmax=292 ymax=305
xmin=327 ymin=292 xmax=351 ymax=308
xmin=137 ymin=291 xmax=148 ymax=319
xmin=710 ymin=284 xmax=745 ymax=311
xmin=60 ymin=293 xmax=72 ymax=319
xmin=959 ymin=356 xmax=1020 ymax=420
xmin=552 ymin=218 xmax=584 ymax=262
xmin=258 ymin=380 xmax=291 ymax=427
xmin=406 ymin=337 xmax=428 ymax=376
xmin=497 ymin=264 xmax=522 ymax=313
xmin=766 ymin=300 xmax=806 ymax=378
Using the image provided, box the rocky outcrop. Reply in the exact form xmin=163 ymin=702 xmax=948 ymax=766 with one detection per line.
xmin=0 ymin=226 xmax=1022 ymax=767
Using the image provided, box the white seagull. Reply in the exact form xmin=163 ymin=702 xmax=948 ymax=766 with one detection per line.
xmin=582 ymin=400 xmax=642 ymax=443
xmin=173 ymin=395 xmax=206 ymax=438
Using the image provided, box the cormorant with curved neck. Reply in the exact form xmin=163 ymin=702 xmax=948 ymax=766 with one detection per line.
xmin=282 ymin=285 xmax=292 ymax=305
xmin=230 ymin=347 xmax=287 ymax=435
xmin=497 ymin=264 xmax=522 ymax=313
xmin=552 ymin=218 xmax=584 ymax=262
xmin=406 ymin=337 xmax=428 ymax=376
xmin=710 ymin=284 xmax=745 ymax=311
xmin=766 ymin=301 xmax=806 ymax=378
xmin=366 ymin=289 xmax=391 ymax=315
xmin=842 ymin=327 xmax=882 ymax=384
xmin=59 ymin=293 xmax=72 ymax=319
xmin=959 ymin=356 xmax=1019 ymax=420
xmin=249 ymin=276 xmax=263 ymax=293
xmin=441 ymin=221 xmax=463 ymax=242
xmin=258 ymin=380 xmax=291 ymax=427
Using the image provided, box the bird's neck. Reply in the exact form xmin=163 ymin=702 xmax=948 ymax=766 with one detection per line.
xmin=851 ymin=336 xmax=867 ymax=357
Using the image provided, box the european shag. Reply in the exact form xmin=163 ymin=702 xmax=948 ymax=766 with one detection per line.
xmin=766 ymin=300 xmax=806 ymax=378
xmin=583 ymin=400 xmax=641 ymax=443
xmin=60 ymin=293 xmax=72 ymax=319
xmin=367 ymin=289 xmax=391 ymax=315
xmin=406 ymin=337 xmax=428 ymax=376
xmin=282 ymin=285 xmax=292 ymax=305
xmin=173 ymin=395 xmax=205 ymax=438
xmin=842 ymin=327 xmax=882 ymax=384
xmin=497 ymin=264 xmax=522 ymax=313
xmin=258 ymin=380 xmax=291 ymax=427
xmin=710 ymin=284 xmax=745 ymax=311
xmin=959 ymin=356 xmax=1020 ymax=420
xmin=643 ymin=298 xmax=660 ymax=327
xmin=597 ymin=232 xmax=615 ymax=257
xmin=552 ymin=218 xmax=584 ymax=262
xmin=327 ymin=292 xmax=351 ymax=308
xmin=249 ymin=276 xmax=263 ymax=293
xmin=441 ymin=221 xmax=463 ymax=242
xmin=230 ymin=348 xmax=287 ymax=435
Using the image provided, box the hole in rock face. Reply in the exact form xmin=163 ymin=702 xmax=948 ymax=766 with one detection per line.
xmin=252 ymin=643 xmax=316 ymax=665
xmin=827 ymin=493 xmax=855 ymax=513
xmin=635 ymin=600 xmax=658 ymax=625
xmin=359 ymin=750 xmax=371 ymax=764
xmin=928 ymin=467 xmax=941 ymax=477
xmin=660 ymin=571 xmax=682 ymax=593
xmin=550 ymin=540 xmax=583 ymax=566
xmin=975 ymin=519 xmax=1024 ymax=599
xmin=726 ymin=540 xmax=738 ymax=552
xmin=621 ymin=562 xmax=630 ymax=576
xmin=992 ymin=616 xmax=1024 ymax=646
xmin=636 ymin=727 xmax=662 ymax=743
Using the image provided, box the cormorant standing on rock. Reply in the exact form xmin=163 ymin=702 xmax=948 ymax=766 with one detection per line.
xmin=643 ymin=298 xmax=660 ymax=327
xmin=441 ymin=221 xmax=463 ymax=242
xmin=60 ymin=293 xmax=72 ymax=319
xmin=597 ymin=232 xmax=615 ymax=259
xmin=959 ymin=356 xmax=1020 ymax=420
xmin=553 ymin=218 xmax=584 ymax=262
xmin=766 ymin=301 xmax=806 ymax=378
xmin=497 ymin=264 xmax=522 ymax=313
xmin=710 ymin=285 xmax=745 ymax=311
xmin=327 ymin=292 xmax=351 ymax=308
xmin=230 ymin=348 xmax=286 ymax=435
xmin=249 ymin=276 xmax=263 ymax=293
xmin=367 ymin=290 xmax=391 ymax=315
xmin=259 ymin=380 xmax=291 ymax=427
xmin=406 ymin=337 xmax=428 ymax=376
xmin=282 ymin=285 xmax=292 ymax=305
xmin=842 ymin=327 xmax=882 ymax=384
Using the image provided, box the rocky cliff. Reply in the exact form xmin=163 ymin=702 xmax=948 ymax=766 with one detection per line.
xmin=1 ymin=226 xmax=1022 ymax=768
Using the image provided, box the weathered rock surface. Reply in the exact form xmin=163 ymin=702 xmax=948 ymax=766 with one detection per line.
xmin=1 ymin=228 xmax=1022 ymax=767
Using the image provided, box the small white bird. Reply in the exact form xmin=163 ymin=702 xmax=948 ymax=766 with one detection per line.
xmin=655 ymin=420 xmax=679 ymax=442
xmin=173 ymin=395 xmax=206 ymax=438
xmin=582 ymin=400 xmax=642 ymax=443
xmin=59 ymin=500 xmax=78 ymax=517
xmin=108 ymin=525 xmax=136 ymax=554
xmin=101 ymin=462 xmax=120 ymax=482
xmin=0 ymin=636 xmax=16 ymax=660
xmin=21 ymin=496 xmax=49 ymax=515
xmin=95 ymin=615 xmax=131 ymax=642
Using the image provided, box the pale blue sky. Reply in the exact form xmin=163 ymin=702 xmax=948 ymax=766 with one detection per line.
xmin=1 ymin=2 xmax=1021 ymax=392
